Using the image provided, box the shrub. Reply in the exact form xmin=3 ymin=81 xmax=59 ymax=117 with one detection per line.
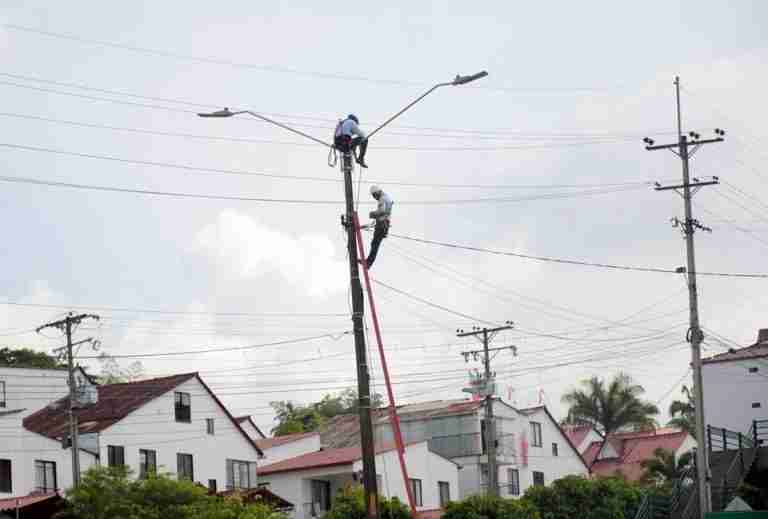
xmin=442 ymin=494 xmax=540 ymax=519
xmin=522 ymin=476 xmax=642 ymax=519
xmin=324 ymin=485 xmax=411 ymax=519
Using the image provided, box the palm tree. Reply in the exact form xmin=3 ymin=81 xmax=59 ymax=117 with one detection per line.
xmin=667 ymin=385 xmax=695 ymax=438
xmin=562 ymin=373 xmax=659 ymax=468
xmin=640 ymin=447 xmax=693 ymax=486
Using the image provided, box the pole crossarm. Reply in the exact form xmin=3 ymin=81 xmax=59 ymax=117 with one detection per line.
xmin=654 ymin=180 xmax=719 ymax=191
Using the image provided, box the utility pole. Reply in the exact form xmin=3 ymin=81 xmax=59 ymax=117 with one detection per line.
xmin=36 ymin=312 xmax=100 ymax=488
xmin=458 ymin=323 xmax=515 ymax=497
xmin=644 ymin=76 xmax=725 ymax=517
xmin=341 ymin=152 xmax=379 ymax=519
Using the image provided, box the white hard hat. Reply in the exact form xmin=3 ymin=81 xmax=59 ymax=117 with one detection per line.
xmin=370 ymin=185 xmax=382 ymax=195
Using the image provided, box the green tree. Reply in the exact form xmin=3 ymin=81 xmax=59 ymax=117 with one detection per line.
xmin=97 ymin=352 xmax=145 ymax=384
xmin=0 ymin=346 xmax=65 ymax=369
xmin=640 ymin=447 xmax=693 ymax=486
xmin=270 ymin=388 xmax=383 ymax=436
xmin=562 ymin=373 xmax=659 ymax=468
xmin=667 ymin=385 xmax=695 ymax=438
xmin=522 ymin=475 xmax=642 ymax=519
xmin=60 ymin=466 xmax=286 ymax=519
xmin=325 ymin=485 xmax=411 ymax=519
xmin=443 ymin=494 xmax=540 ymax=519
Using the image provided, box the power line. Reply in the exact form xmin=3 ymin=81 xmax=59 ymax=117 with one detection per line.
xmin=384 ymin=232 xmax=768 ymax=278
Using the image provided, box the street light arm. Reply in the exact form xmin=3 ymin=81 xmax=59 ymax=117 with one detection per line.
xmin=367 ymin=70 xmax=488 ymax=140
xmin=197 ymin=108 xmax=331 ymax=148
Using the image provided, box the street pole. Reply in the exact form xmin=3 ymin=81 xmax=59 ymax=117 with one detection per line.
xmin=36 ymin=312 xmax=99 ymax=488
xmin=342 ymin=152 xmax=379 ymax=519
xmin=644 ymin=76 xmax=725 ymax=517
xmin=458 ymin=324 xmax=515 ymax=497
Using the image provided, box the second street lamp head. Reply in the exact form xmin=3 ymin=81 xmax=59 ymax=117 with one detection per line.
xmin=452 ymin=71 xmax=489 ymax=86
xmin=197 ymin=107 xmax=235 ymax=118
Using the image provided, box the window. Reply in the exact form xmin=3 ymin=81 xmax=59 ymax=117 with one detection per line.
xmin=107 ymin=445 xmax=125 ymax=467
xmin=552 ymin=442 xmax=559 ymax=457
xmin=748 ymin=367 xmax=759 ymax=373
xmin=0 ymin=381 xmax=5 ymax=408
xmin=507 ymin=468 xmax=520 ymax=496
xmin=206 ymin=418 xmax=215 ymax=435
xmin=175 ymin=392 xmax=191 ymax=422
xmin=34 ymin=460 xmax=57 ymax=492
xmin=0 ymin=459 xmax=11 ymax=493
xmin=177 ymin=453 xmax=194 ymax=481
xmin=438 ymin=481 xmax=451 ymax=507
xmin=533 ymin=471 xmax=545 ymax=487
xmin=311 ymin=480 xmax=331 ymax=514
xmin=409 ymin=479 xmax=423 ymax=507
xmin=226 ymin=459 xmax=257 ymax=490
xmin=753 ymin=402 xmax=762 ymax=409
xmin=139 ymin=449 xmax=157 ymax=478
xmin=530 ymin=422 xmax=543 ymax=447
xmin=208 ymin=479 xmax=217 ymax=493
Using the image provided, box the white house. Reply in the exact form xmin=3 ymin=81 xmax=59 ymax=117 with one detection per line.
xmin=0 ymin=370 xmax=264 ymax=499
xmin=258 ymin=441 xmax=458 ymax=519
xmin=0 ymin=365 xmax=94 ymax=418
xmin=256 ymin=432 xmax=322 ymax=464
xmin=321 ymin=399 xmax=589 ymax=500
xmin=702 ymin=327 xmax=768 ymax=434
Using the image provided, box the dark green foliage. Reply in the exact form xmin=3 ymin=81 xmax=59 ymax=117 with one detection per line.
xmin=639 ymin=447 xmax=693 ymax=486
xmin=59 ymin=466 xmax=286 ymax=519
xmin=324 ymin=485 xmax=411 ymax=519
xmin=270 ymin=388 xmax=383 ymax=436
xmin=522 ymin=475 xmax=642 ymax=519
xmin=0 ymin=346 xmax=65 ymax=368
xmin=667 ymin=385 xmax=695 ymax=439
xmin=443 ymin=494 xmax=540 ymax=519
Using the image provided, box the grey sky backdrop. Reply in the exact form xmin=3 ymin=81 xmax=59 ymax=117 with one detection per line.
xmin=1 ymin=1 xmax=767 ymax=435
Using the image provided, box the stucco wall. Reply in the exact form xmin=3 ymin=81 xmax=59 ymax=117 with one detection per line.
xmin=703 ymin=359 xmax=768 ymax=433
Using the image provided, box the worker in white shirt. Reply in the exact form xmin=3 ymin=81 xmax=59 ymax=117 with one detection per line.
xmin=366 ymin=185 xmax=393 ymax=269
xmin=333 ymin=114 xmax=369 ymax=168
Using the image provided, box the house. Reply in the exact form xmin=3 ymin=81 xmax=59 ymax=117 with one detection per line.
xmin=563 ymin=424 xmax=603 ymax=455
xmin=582 ymin=428 xmax=696 ymax=481
xmin=0 ymin=365 xmax=94 ymax=418
xmin=256 ymin=432 xmax=322 ymax=464
xmin=0 ymin=370 xmax=264 ymax=500
xmin=258 ymin=441 xmax=458 ymax=519
xmin=321 ymin=399 xmax=589 ymax=500
xmin=702 ymin=327 xmax=768 ymax=434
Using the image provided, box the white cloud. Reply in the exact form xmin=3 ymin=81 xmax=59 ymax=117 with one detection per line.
xmin=194 ymin=210 xmax=347 ymax=299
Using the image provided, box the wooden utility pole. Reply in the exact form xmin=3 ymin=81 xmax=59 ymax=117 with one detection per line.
xmin=36 ymin=312 xmax=99 ymax=488
xmin=644 ymin=76 xmax=725 ymax=517
xmin=458 ymin=324 xmax=515 ymax=497
xmin=341 ymin=151 xmax=379 ymax=519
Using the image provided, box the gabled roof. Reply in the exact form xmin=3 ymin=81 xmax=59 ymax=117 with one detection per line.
xmin=562 ymin=424 xmax=598 ymax=447
xmin=236 ymin=415 xmax=267 ymax=439
xmin=256 ymin=431 xmax=318 ymax=450
xmin=23 ymin=372 xmax=263 ymax=456
xmin=585 ymin=428 xmax=691 ymax=481
xmin=702 ymin=342 xmax=768 ymax=364
xmin=259 ymin=443 xmax=404 ymax=476
xmin=518 ymin=405 xmax=591 ymax=472
xmin=0 ymin=492 xmax=61 ymax=512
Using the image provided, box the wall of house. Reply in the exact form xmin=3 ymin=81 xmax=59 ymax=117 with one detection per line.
xmin=262 ymin=435 xmax=321 ymax=465
xmin=703 ymin=359 xmax=768 ymax=433
xmin=97 ymin=377 xmax=260 ymax=490
xmin=352 ymin=443 xmax=459 ymax=511
xmin=0 ymin=367 xmax=69 ymax=417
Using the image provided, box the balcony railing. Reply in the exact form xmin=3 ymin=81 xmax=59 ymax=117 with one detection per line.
xmin=429 ymin=433 xmax=483 ymax=458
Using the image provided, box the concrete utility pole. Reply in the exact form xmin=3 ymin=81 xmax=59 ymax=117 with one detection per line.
xmin=458 ymin=324 xmax=515 ymax=497
xmin=341 ymin=152 xmax=380 ymax=519
xmin=644 ymin=76 xmax=725 ymax=517
xmin=36 ymin=312 xmax=99 ymax=487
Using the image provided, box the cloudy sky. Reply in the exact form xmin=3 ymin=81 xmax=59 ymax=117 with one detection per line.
xmin=1 ymin=1 xmax=767 ymax=435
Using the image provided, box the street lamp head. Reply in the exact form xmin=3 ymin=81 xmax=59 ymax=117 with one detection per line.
xmin=452 ymin=71 xmax=489 ymax=86
xmin=197 ymin=107 xmax=235 ymax=118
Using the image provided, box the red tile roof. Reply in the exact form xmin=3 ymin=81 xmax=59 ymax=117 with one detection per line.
xmin=563 ymin=425 xmax=596 ymax=447
xmin=0 ymin=492 xmax=59 ymax=512
xmin=256 ymin=431 xmax=318 ymax=450
xmin=702 ymin=342 xmax=768 ymax=364
xmin=259 ymin=443 xmax=402 ymax=476
xmin=584 ymin=429 xmax=691 ymax=481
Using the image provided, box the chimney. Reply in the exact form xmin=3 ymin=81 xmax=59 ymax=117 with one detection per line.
xmin=757 ymin=329 xmax=768 ymax=344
